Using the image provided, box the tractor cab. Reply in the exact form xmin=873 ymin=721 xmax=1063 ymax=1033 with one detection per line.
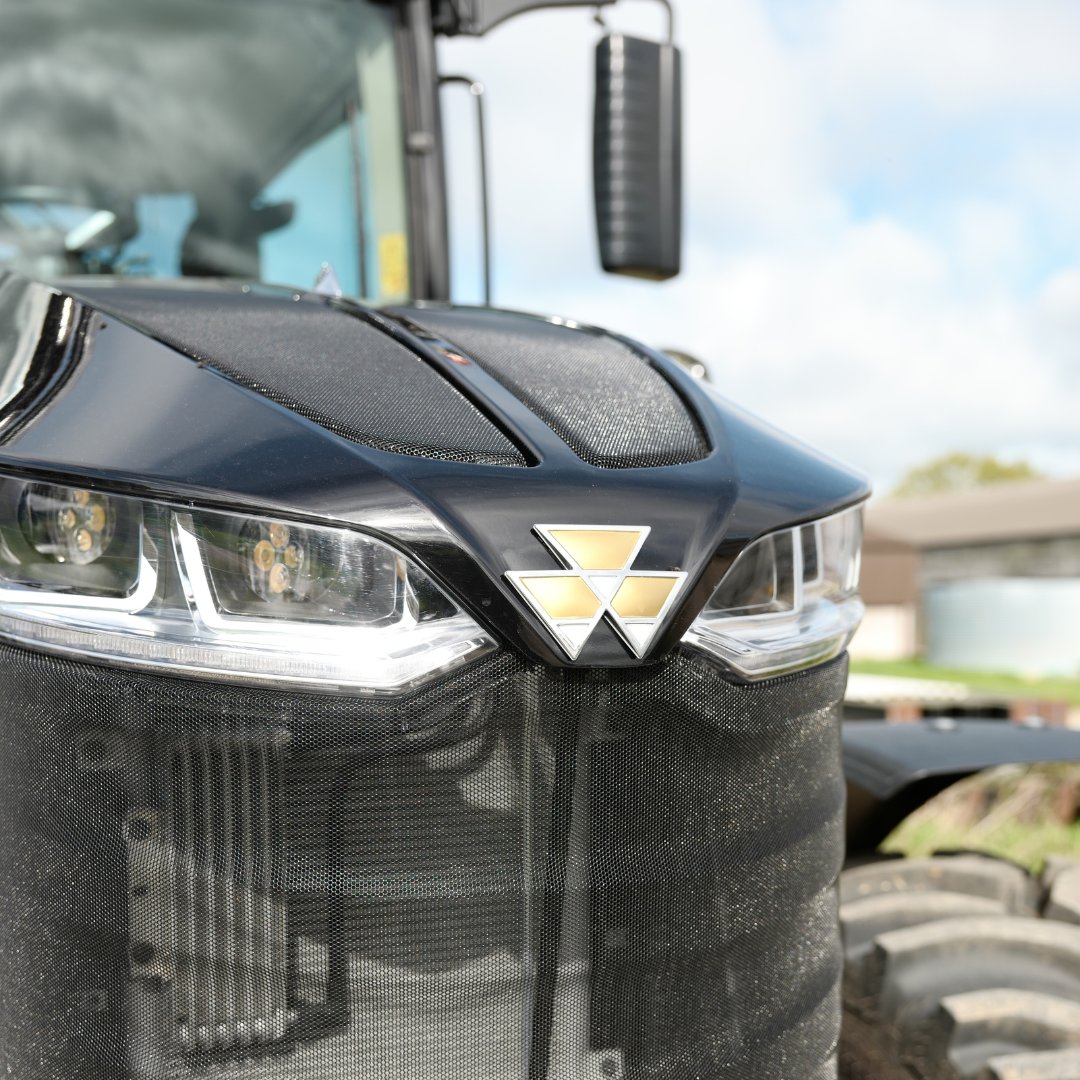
xmin=0 ymin=0 xmax=680 ymax=303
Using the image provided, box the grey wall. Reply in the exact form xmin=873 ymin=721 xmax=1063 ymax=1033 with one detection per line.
xmin=924 ymin=577 xmax=1080 ymax=677
xmin=921 ymin=536 xmax=1080 ymax=588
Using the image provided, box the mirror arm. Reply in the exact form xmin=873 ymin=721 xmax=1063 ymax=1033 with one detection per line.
xmin=440 ymin=75 xmax=493 ymax=307
xmin=594 ymin=0 xmax=674 ymax=43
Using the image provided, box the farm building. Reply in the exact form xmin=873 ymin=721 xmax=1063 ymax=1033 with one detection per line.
xmin=855 ymin=476 xmax=1080 ymax=678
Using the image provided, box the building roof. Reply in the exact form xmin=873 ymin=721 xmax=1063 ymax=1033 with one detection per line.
xmin=867 ymin=476 xmax=1080 ymax=549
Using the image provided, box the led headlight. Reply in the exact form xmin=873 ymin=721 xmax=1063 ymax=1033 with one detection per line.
xmin=0 ymin=475 xmax=492 ymax=692
xmin=683 ymin=504 xmax=864 ymax=679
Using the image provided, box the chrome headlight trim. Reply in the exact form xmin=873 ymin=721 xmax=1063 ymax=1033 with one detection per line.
xmin=683 ymin=504 xmax=865 ymax=680
xmin=0 ymin=475 xmax=495 ymax=694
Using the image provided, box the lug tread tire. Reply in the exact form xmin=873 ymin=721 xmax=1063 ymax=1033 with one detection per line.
xmin=937 ymin=989 xmax=1080 ymax=1077
xmin=1045 ymin=861 xmax=1080 ymax=926
xmin=840 ymin=856 xmax=1039 ymax=914
xmin=841 ymin=892 xmax=1010 ymax=964
xmin=977 ymin=1048 xmax=1080 ymax=1079
xmin=840 ymin=854 xmax=1080 ymax=1080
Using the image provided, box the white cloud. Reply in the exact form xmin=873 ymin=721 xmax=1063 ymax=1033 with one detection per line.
xmin=948 ymin=201 xmax=1031 ymax=287
xmin=812 ymin=0 xmax=1080 ymax=116
xmin=1032 ymin=269 xmax=1080 ymax=385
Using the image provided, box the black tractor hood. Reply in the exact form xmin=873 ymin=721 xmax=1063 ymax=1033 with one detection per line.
xmin=0 ymin=275 xmax=869 ymax=668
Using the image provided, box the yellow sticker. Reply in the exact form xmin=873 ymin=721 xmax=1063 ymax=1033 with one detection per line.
xmin=378 ymin=233 xmax=409 ymax=299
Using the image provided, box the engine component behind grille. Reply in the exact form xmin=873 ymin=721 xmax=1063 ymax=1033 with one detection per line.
xmin=124 ymin=737 xmax=291 ymax=1053
xmin=393 ymin=307 xmax=709 ymax=469
xmin=0 ymin=644 xmax=845 ymax=1080
xmin=73 ymin=286 xmax=526 ymax=467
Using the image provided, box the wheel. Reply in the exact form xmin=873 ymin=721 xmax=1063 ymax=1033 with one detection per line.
xmin=839 ymin=853 xmax=1080 ymax=1079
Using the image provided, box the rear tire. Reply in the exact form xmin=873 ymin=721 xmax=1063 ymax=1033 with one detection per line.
xmin=839 ymin=854 xmax=1080 ymax=1079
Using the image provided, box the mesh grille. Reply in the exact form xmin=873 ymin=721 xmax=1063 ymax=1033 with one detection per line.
xmin=0 ymin=643 xmax=845 ymax=1080
xmin=396 ymin=308 xmax=709 ymax=469
xmin=78 ymin=288 xmax=526 ymax=467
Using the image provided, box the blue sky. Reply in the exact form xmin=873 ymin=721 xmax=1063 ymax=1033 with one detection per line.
xmin=441 ymin=0 xmax=1080 ymax=493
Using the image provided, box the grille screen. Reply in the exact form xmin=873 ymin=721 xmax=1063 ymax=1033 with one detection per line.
xmin=74 ymin=287 xmax=526 ymax=467
xmin=394 ymin=308 xmax=709 ymax=469
xmin=0 ymin=643 xmax=845 ymax=1080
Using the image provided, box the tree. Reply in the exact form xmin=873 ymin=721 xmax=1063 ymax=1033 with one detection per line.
xmin=892 ymin=452 xmax=1044 ymax=498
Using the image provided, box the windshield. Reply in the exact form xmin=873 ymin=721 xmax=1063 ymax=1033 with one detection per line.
xmin=0 ymin=0 xmax=411 ymax=303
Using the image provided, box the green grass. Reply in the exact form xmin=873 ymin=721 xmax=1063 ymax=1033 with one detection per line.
xmin=883 ymin=817 xmax=1080 ymax=872
xmin=850 ymin=657 xmax=1080 ymax=708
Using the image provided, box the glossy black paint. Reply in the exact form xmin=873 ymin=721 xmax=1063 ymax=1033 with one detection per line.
xmin=0 ymin=279 xmax=89 ymax=440
xmin=844 ymin=718 xmax=1080 ymax=853
xmin=0 ymin=273 xmax=869 ymax=670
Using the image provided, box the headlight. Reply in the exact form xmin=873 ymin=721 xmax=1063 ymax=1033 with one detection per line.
xmin=0 ymin=475 xmax=492 ymax=693
xmin=683 ymin=504 xmax=864 ymax=679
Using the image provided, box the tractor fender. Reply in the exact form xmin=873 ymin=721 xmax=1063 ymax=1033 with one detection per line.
xmin=843 ymin=718 xmax=1080 ymax=854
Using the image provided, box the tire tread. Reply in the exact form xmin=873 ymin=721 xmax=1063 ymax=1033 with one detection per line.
xmin=840 ymin=854 xmax=1080 ymax=1080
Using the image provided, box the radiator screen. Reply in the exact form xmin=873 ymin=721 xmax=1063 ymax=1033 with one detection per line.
xmin=0 ymin=644 xmax=845 ymax=1080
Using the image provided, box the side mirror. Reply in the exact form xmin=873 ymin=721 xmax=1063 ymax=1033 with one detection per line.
xmin=594 ymin=33 xmax=682 ymax=281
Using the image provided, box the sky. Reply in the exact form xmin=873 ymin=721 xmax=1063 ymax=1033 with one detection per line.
xmin=440 ymin=0 xmax=1080 ymax=494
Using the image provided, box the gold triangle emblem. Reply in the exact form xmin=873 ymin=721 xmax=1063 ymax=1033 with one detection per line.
xmin=506 ymin=525 xmax=687 ymax=660
xmin=544 ymin=528 xmax=644 ymax=571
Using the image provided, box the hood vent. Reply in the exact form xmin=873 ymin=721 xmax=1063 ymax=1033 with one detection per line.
xmin=394 ymin=307 xmax=708 ymax=469
xmin=78 ymin=287 xmax=526 ymax=468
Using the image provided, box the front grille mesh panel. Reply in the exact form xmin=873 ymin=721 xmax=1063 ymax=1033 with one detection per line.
xmin=0 ymin=644 xmax=847 ymax=1080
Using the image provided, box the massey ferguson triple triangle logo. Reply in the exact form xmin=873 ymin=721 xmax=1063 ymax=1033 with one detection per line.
xmin=506 ymin=525 xmax=688 ymax=660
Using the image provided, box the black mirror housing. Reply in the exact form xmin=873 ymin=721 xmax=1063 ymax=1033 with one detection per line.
xmin=594 ymin=33 xmax=682 ymax=281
